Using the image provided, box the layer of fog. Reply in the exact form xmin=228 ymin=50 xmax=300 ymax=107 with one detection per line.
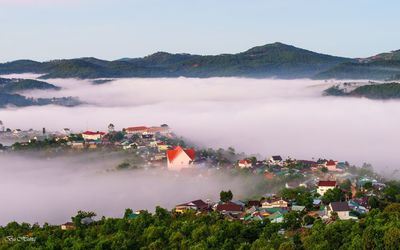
xmin=1 ymin=75 xmax=400 ymax=224
xmin=1 ymin=76 xmax=399 ymax=172
xmin=0 ymin=153 xmax=264 ymax=225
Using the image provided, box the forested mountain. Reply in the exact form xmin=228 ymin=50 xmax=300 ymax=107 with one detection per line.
xmin=2 ymin=43 xmax=400 ymax=80
xmin=0 ymin=78 xmax=60 ymax=93
xmin=315 ymin=50 xmax=400 ymax=80
xmin=0 ymin=78 xmax=78 ymax=107
xmin=0 ymin=43 xmax=353 ymax=79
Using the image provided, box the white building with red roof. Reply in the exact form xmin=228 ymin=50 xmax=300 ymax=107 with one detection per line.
xmin=238 ymin=159 xmax=252 ymax=168
xmin=81 ymin=131 xmax=105 ymax=141
xmin=166 ymin=146 xmax=195 ymax=171
xmin=125 ymin=126 xmax=148 ymax=134
xmin=317 ymin=180 xmax=337 ymax=196
xmin=324 ymin=160 xmax=344 ymax=172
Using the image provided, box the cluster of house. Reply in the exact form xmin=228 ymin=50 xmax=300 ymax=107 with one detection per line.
xmin=59 ymin=175 xmax=378 ymax=231
xmin=71 ymin=124 xmax=171 ymax=149
xmin=317 ymin=179 xmax=371 ymax=218
xmin=0 ymin=126 xmax=71 ymax=144
xmin=235 ymin=155 xmax=352 ymax=184
xmin=172 ymin=178 xmax=376 ymax=223
xmin=239 ymin=155 xmax=346 ymax=172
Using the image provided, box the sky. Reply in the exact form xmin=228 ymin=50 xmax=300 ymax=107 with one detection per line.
xmin=0 ymin=0 xmax=399 ymax=61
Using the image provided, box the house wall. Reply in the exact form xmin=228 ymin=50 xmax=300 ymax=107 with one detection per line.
xmin=82 ymin=134 xmax=102 ymax=141
xmin=327 ymin=165 xmax=337 ymax=171
xmin=262 ymin=200 xmax=288 ymax=208
xmin=238 ymin=162 xmax=252 ymax=168
xmin=337 ymin=211 xmax=350 ymax=220
xmin=158 ymin=145 xmax=169 ymax=151
xmin=317 ymin=186 xmax=335 ymax=196
xmin=168 ymin=152 xmax=193 ymax=171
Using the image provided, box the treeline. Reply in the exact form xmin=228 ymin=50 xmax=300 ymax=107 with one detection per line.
xmin=0 ymin=203 xmax=399 ymax=249
xmin=324 ymin=82 xmax=400 ymax=100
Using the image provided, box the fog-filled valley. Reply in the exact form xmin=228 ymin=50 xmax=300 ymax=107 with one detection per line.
xmin=1 ymin=75 xmax=400 ymax=224
xmin=1 ymin=75 xmax=399 ymax=170
xmin=0 ymin=153 xmax=265 ymax=225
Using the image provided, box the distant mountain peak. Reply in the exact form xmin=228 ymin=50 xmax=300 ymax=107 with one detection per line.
xmin=243 ymin=42 xmax=295 ymax=54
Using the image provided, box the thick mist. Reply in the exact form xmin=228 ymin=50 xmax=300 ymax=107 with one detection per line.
xmin=1 ymin=76 xmax=399 ymax=170
xmin=0 ymin=153 xmax=264 ymax=225
xmin=1 ymin=76 xmax=400 ymax=224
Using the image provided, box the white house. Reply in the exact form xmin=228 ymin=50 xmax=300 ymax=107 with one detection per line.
xmin=81 ymin=131 xmax=105 ymax=141
xmin=167 ymin=146 xmax=195 ymax=171
xmin=262 ymin=198 xmax=288 ymax=208
xmin=317 ymin=180 xmax=337 ymax=196
xmin=328 ymin=202 xmax=354 ymax=220
xmin=325 ymin=160 xmax=343 ymax=172
xmin=269 ymin=155 xmax=283 ymax=166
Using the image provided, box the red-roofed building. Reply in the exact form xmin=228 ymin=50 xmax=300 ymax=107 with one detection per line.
xmin=81 ymin=131 xmax=105 ymax=141
xmin=317 ymin=180 xmax=337 ymax=196
xmin=216 ymin=202 xmax=243 ymax=214
xmin=147 ymin=126 xmax=171 ymax=135
xmin=324 ymin=160 xmax=343 ymax=172
xmin=125 ymin=126 xmax=148 ymax=134
xmin=238 ymin=159 xmax=252 ymax=168
xmin=167 ymin=146 xmax=196 ymax=171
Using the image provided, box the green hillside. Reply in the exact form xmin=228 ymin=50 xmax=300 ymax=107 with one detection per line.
xmin=324 ymin=82 xmax=400 ymax=99
xmin=315 ymin=50 xmax=400 ymax=80
xmin=0 ymin=78 xmax=60 ymax=93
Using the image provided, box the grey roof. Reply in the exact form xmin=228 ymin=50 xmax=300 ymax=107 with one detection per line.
xmin=330 ymin=202 xmax=350 ymax=212
xmin=272 ymin=156 xmax=283 ymax=161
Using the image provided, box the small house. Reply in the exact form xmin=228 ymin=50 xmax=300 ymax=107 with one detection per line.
xmin=328 ymin=202 xmax=354 ymax=220
xmin=238 ymin=159 xmax=252 ymax=168
xmin=81 ymin=131 xmax=105 ymax=141
xmin=269 ymin=155 xmax=283 ymax=166
xmin=262 ymin=198 xmax=288 ymax=208
xmin=175 ymin=199 xmax=209 ymax=213
xmin=216 ymin=202 xmax=243 ymax=215
xmin=317 ymin=180 xmax=337 ymax=196
xmin=61 ymin=222 xmax=75 ymax=230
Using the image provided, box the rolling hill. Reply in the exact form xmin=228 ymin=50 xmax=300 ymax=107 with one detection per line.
xmin=0 ymin=77 xmax=79 ymax=107
xmin=0 ymin=43 xmax=353 ymax=79
xmin=315 ymin=50 xmax=400 ymax=80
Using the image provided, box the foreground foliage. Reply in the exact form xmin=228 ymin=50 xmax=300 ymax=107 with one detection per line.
xmin=1 ymin=203 xmax=399 ymax=250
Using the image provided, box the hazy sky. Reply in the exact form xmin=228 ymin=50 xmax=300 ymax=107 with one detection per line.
xmin=0 ymin=0 xmax=399 ymax=62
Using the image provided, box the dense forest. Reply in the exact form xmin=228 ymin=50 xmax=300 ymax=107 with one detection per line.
xmin=1 ymin=181 xmax=399 ymax=250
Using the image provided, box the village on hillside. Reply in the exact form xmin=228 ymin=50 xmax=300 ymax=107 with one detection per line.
xmin=0 ymin=120 xmax=389 ymax=231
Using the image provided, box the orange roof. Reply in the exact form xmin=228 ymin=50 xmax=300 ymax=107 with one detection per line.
xmin=125 ymin=126 xmax=148 ymax=132
xmin=239 ymin=159 xmax=251 ymax=164
xmin=167 ymin=146 xmax=195 ymax=162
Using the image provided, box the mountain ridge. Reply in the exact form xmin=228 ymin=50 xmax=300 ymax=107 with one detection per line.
xmin=0 ymin=43 xmax=399 ymax=80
